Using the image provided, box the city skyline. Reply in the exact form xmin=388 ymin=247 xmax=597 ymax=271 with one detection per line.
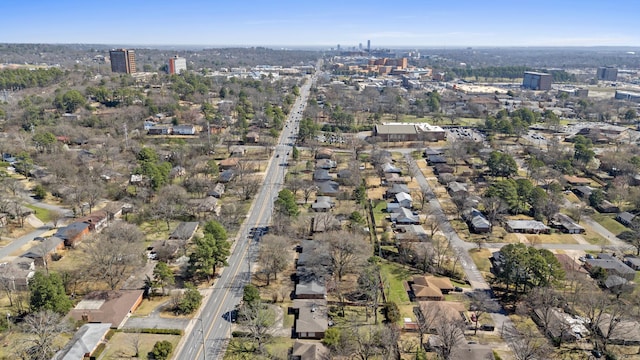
xmin=3 ymin=0 xmax=640 ymax=47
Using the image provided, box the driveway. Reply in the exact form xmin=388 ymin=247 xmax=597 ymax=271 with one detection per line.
xmin=123 ymin=299 xmax=190 ymax=330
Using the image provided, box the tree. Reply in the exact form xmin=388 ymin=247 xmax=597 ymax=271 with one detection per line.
xmin=318 ymin=230 xmax=371 ymax=281
xmin=151 ymin=340 xmax=173 ymax=360
xmin=85 ymin=223 xmax=144 ymax=290
xmin=238 ymin=303 xmax=277 ymax=355
xmin=189 ymin=233 xmax=230 ymax=280
xmin=434 ymin=312 xmax=466 ymax=360
xmin=32 ymin=132 xmax=57 ymax=153
xmin=507 ymin=326 xmax=551 ymax=360
xmin=573 ymin=135 xmax=595 ymax=164
xmin=18 ymin=310 xmax=69 ymax=360
xmin=275 ymin=189 xmax=299 ymax=217
xmin=487 ymin=151 xmax=518 ymax=178
xmin=257 ymin=235 xmax=290 ymax=285
xmin=383 ymin=301 xmax=401 ymax=324
xmin=29 ymin=272 xmax=72 ymax=314
xmin=54 ymin=89 xmax=86 ymax=113
xmin=589 ymin=188 xmax=606 ymax=208
xmin=243 ymin=284 xmax=261 ymax=307
xmin=358 ymin=263 xmax=383 ymax=323
xmin=174 ymin=283 xmax=202 ymax=315
xmin=153 ymin=261 xmax=174 ymax=295
xmin=468 ymin=290 xmax=501 ymax=335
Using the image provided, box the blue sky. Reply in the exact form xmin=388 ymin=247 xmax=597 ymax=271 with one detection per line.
xmin=2 ymin=0 xmax=639 ymax=47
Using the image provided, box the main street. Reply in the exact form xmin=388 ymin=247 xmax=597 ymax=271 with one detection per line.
xmin=175 ymin=65 xmax=317 ymax=360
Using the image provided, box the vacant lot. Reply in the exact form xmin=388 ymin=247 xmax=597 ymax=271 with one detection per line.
xmin=100 ymin=332 xmax=181 ymax=359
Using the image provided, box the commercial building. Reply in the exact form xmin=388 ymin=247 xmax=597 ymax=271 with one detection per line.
xmin=522 ymin=71 xmax=552 ymax=90
xmin=109 ymin=49 xmax=136 ymax=74
xmin=597 ymin=66 xmax=618 ymax=81
xmin=168 ymin=55 xmax=187 ymax=74
xmin=615 ymin=90 xmax=640 ymax=102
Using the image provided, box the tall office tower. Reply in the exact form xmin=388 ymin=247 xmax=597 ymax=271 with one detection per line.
xmin=596 ymin=66 xmax=618 ymax=81
xmin=367 ymin=40 xmax=371 ymax=53
xmin=359 ymin=43 xmax=363 ymax=50
xmin=168 ymin=56 xmax=187 ymax=74
xmin=522 ymin=71 xmax=552 ymax=90
xmin=109 ymin=49 xmax=136 ymax=74
xmin=337 ymin=44 xmax=341 ymax=51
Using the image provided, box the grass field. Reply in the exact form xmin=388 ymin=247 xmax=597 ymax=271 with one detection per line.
xmin=100 ymin=332 xmax=181 ymax=359
xmin=469 ymin=248 xmax=492 ymax=273
xmin=25 ymin=204 xmax=52 ymax=223
xmin=590 ymin=213 xmax=629 ymax=236
xmin=379 ymin=260 xmax=416 ymax=304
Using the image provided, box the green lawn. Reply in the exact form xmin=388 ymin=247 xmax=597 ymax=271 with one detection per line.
xmin=379 ymin=260 xmax=417 ymax=303
xmin=590 ymin=213 xmax=629 ymax=236
xmin=372 ymin=200 xmax=387 ymax=226
xmin=25 ymin=204 xmax=52 ymax=223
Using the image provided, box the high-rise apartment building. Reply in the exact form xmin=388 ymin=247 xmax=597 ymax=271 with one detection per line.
xmin=596 ymin=66 xmax=618 ymax=81
xmin=109 ymin=49 xmax=136 ymax=74
xmin=168 ymin=56 xmax=187 ymax=74
xmin=522 ymin=71 xmax=552 ymax=90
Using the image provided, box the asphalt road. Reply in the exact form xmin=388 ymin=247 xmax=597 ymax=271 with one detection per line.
xmin=175 ymin=67 xmax=317 ymax=360
xmin=404 ymin=155 xmax=521 ymax=350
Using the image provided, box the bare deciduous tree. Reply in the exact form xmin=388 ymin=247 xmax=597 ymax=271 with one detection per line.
xmin=469 ymin=290 xmax=501 ymax=335
xmin=85 ymin=223 xmax=144 ymax=290
xmin=257 ymin=235 xmax=291 ymax=286
xmin=18 ymin=310 xmax=69 ymax=360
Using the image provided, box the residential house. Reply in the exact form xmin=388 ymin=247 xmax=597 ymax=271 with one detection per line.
xmin=172 ymin=124 xmax=197 ymax=135
xmin=336 ymin=169 xmax=352 ymax=181
xmin=315 ymin=159 xmax=336 ymax=169
xmin=385 ymin=184 xmax=410 ymax=199
xmin=425 ymin=339 xmax=495 ymax=360
xmin=313 ymin=169 xmax=332 ymax=182
xmin=384 ymin=172 xmax=409 ymax=184
xmin=56 ymin=222 xmax=91 ymax=247
xmin=624 ymin=256 xmax=640 ymax=271
xmin=147 ymin=125 xmax=172 ymax=135
xmin=533 ymin=307 xmax=590 ymax=342
xmin=382 ymin=162 xmax=402 ymax=174
xmin=505 ymin=220 xmax=550 ymax=234
xmin=573 ymin=186 xmax=593 ymax=199
xmin=395 ymin=224 xmax=428 ymax=242
xmin=423 ymin=147 xmax=443 ymax=157
xmin=76 ymin=210 xmax=109 ymax=232
xmin=207 ymin=183 xmax=225 ymax=198
xmin=245 ymin=131 xmax=260 ymax=143
xmin=596 ymin=200 xmax=619 ymax=214
xmin=427 ymin=155 xmax=447 ymax=165
xmin=291 ymin=299 xmax=328 ymax=339
xmin=129 ymin=174 xmax=144 ymax=185
xmin=596 ymin=314 xmax=640 ymax=345
xmin=390 ymin=207 xmax=420 ymax=225
xmin=315 ymin=181 xmax=339 ymax=196
xmin=219 ymin=157 xmax=239 ymax=170
xmin=407 ymin=275 xmax=454 ymax=301
xmin=395 ymin=192 xmax=413 ymax=208
xmin=550 ymin=213 xmax=585 ymax=234
xmin=219 ymin=169 xmax=235 ymax=183
xmin=417 ymin=301 xmax=467 ymax=332
xmin=0 ymin=258 xmax=35 ymax=291
xmin=311 ymin=196 xmax=334 ymax=213
xmin=433 ymin=164 xmax=455 ymax=175
xmin=149 ymin=239 xmax=181 ymax=260
xmin=616 ymin=212 xmax=635 ymax=226
xmin=464 ymin=208 xmax=491 ymax=233
xmin=555 ymin=254 xmax=589 ymax=277
xmin=447 ymin=182 xmax=468 ymax=197
xmin=53 ymin=323 xmax=112 ymax=360
xmin=169 ymin=222 xmax=199 ymax=241
xmin=291 ymin=340 xmax=329 ymax=360
xmin=69 ymin=290 xmax=144 ymax=329
xmin=295 ymin=280 xmax=326 ymax=299
xmin=230 ymin=147 xmax=246 ymax=157
xmin=584 ymin=256 xmax=635 ymax=281
xmin=188 ymin=196 xmax=219 ymax=214
xmin=21 ymin=236 xmax=64 ymax=266
xmin=315 ymin=148 xmax=333 ymax=160
xmin=563 ymin=175 xmax=591 ymax=186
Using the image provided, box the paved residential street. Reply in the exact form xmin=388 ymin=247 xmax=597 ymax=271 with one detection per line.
xmin=404 ymin=154 xmax=521 ymax=350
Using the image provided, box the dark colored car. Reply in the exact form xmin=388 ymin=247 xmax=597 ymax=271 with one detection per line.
xmin=454 ymin=287 xmax=463 ymax=292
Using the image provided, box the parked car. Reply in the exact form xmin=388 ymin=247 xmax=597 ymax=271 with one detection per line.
xmin=480 ymin=324 xmax=495 ymax=331
xmin=454 ymin=287 xmax=464 ymax=292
